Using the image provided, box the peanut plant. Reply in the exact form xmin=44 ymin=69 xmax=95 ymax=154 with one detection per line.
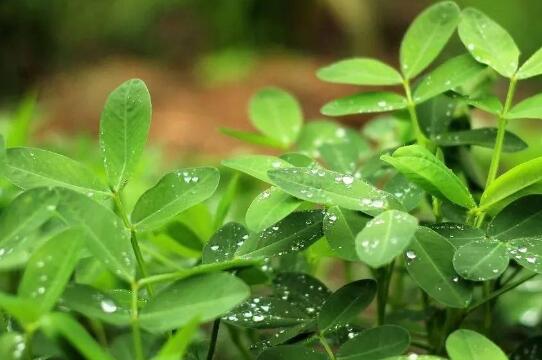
xmin=0 ymin=1 xmax=541 ymax=359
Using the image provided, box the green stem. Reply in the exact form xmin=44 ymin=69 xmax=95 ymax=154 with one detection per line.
xmin=403 ymin=79 xmax=428 ymax=147
xmin=319 ymin=335 xmax=336 ymax=360
xmin=376 ymin=261 xmax=395 ymax=325
xmin=206 ymin=319 xmax=221 ymax=360
xmin=482 ymin=281 xmax=492 ymax=333
xmin=130 ymin=283 xmax=144 ymax=360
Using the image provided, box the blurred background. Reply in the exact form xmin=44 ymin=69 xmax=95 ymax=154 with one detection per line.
xmin=2 ymin=0 xmax=542 ymax=161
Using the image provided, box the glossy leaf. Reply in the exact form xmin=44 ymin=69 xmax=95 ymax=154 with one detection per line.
xmin=132 ymin=167 xmax=220 ymax=231
xmin=356 ymin=210 xmax=418 ymax=268
xmin=236 ymin=210 xmax=324 ymax=259
xmin=430 ymin=223 xmax=485 ymax=248
xmin=272 ymin=272 xmax=331 ymax=315
xmin=458 ymin=7 xmax=519 ymax=78
xmin=318 ymin=279 xmax=377 ymax=333
xmin=139 ymin=272 xmax=249 ymax=333
xmin=337 ymin=325 xmax=410 ymax=360
xmin=4 ymin=147 xmax=109 ymax=196
xmin=417 ymin=94 xmax=456 ymax=138
xmin=324 ymin=206 xmax=370 ymax=261
xmin=381 ymin=145 xmax=476 ymax=209
xmin=384 ymin=173 xmax=425 ymax=211
xmin=446 ymin=329 xmax=507 ymax=360
xmin=487 ymin=195 xmax=542 ymax=241
xmin=0 ymin=332 xmax=27 ymax=360
xmin=507 ymin=237 xmax=542 ymax=274
xmin=434 ymin=128 xmax=527 ymax=152
xmin=453 ymin=239 xmax=509 ymax=281
xmin=321 ymin=92 xmax=407 ymax=116
xmin=99 ymin=78 xmax=151 ymax=191
xmin=317 ymin=58 xmax=403 ymax=86
xmin=18 ymin=228 xmax=83 ymax=314
xmin=517 ymin=47 xmax=542 ymax=79
xmin=405 ymin=227 xmax=472 ymax=308
xmin=414 ymin=54 xmax=486 ymax=103
xmin=201 ymin=222 xmax=248 ymax=264
xmin=0 ymin=293 xmax=41 ymax=326
xmin=269 ymin=167 xmax=401 ymax=215
xmin=222 ymin=155 xmax=292 ymax=184
xmin=507 ymin=93 xmax=542 ymax=120
xmin=400 ymin=1 xmax=460 ymax=78
xmin=249 ymin=87 xmax=303 ymax=147
xmin=245 ymin=187 xmax=302 ymax=233
xmin=258 ymin=345 xmax=327 ymax=360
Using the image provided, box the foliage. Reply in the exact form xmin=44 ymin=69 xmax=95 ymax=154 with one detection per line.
xmin=1 ymin=1 xmax=542 ymax=359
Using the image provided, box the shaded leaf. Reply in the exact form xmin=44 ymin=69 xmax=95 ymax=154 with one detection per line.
xmin=153 ymin=316 xmax=201 ymax=360
xmin=434 ymin=127 xmax=527 ymax=152
xmin=507 ymin=238 xmax=542 ymax=274
xmin=384 ymin=173 xmax=425 ymax=211
xmin=321 ymin=92 xmax=407 ymax=116
xmin=337 ymin=325 xmax=410 ymax=360
xmin=417 ymin=94 xmax=456 ymax=138
xmin=324 ymin=206 xmax=370 ymax=261
xmin=272 ymin=272 xmax=331 ymax=315
xmin=429 ymin=223 xmax=485 ymax=248
xmin=510 ymin=336 xmax=542 ymax=360
xmin=258 ymin=345 xmax=327 ymax=360
xmin=202 ymin=222 xmax=248 ymax=264
xmin=487 ymin=195 xmax=542 ymax=241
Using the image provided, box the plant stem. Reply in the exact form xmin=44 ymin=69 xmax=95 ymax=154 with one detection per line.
xmin=376 ymin=261 xmax=395 ymax=325
xmin=130 ymin=282 xmax=144 ymax=360
xmin=319 ymin=335 xmax=336 ymax=360
xmin=403 ymin=79 xmax=428 ymax=147
xmin=206 ymin=319 xmax=221 ymax=360
xmin=482 ymin=281 xmax=492 ymax=333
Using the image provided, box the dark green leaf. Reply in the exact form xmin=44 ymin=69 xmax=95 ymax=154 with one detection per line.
xmin=202 ymin=222 xmax=248 ymax=264
xmin=324 ymin=206 xmax=370 ymax=261
xmin=317 ymin=58 xmax=403 ymax=86
xmin=510 ymin=336 xmax=542 ymax=360
xmin=245 ymin=187 xmax=302 ymax=233
xmin=507 ymin=237 xmax=542 ymax=274
xmin=487 ymin=195 xmax=542 ymax=241
xmin=433 ymin=128 xmax=527 ymax=152
xmin=272 ymin=272 xmax=331 ymax=315
xmin=321 ymin=92 xmax=407 ymax=116
xmin=417 ymin=94 xmax=456 ymax=139
xmin=446 ymin=329 xmax=507 ymax=360
xmin=384 ymin=173 xmax=425 ymax=211
xmin=453 ymin=239 xmax=509 ymax=281
xmin=258 ymin=345 xmax=327 ymax=360
xmin=153 ymin=316 xmax=201 ymax=360
xmin=337 ymin=325 xmax=410 ymax=360
xmin=429 ymin=223 xmax=485 ymax=248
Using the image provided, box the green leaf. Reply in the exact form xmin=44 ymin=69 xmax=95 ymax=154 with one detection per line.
xmin=319 ymin=142 xmax=360 ymax=174
xmin=506 ymin=93 xmax=542 ymax=120
xmin=153 ymin=316 xmax=201 ymax=360
xmin=446 ymin=329 xmax=507 ymax=360
xmin=321 ymin=92 xmax=407 ymax=116
xmin=219 ymin=128 xmax=286 ymax=149
xmin=458 ymin=8 xmax=519 ymax=78
xmin=139 ymin=272 xmax=249 ymax=333
xmin=258 ymin=345 xmax=327 ymax=360
xmin=384 ymin=173 xmax=425 ymax=211
xmin=405 ymin=227 xmax=472 ymax=308
xmin=55 ymin=188 xmax=135 ymax=282
xmin=223 ymin=296 xmax=310 ymax=328
xmin=414 ymin=54 xmax=486 ymax=103
xmin=430 ymin=223 xmax=485 ymax=248
xmin=222 ymin=155 xmax=292 ymax=184
xmin=417 ymin=94 xmax=456 ymax=139
xmin=337 ymin=325 xmax=410 ymax=360
xmin=400 ymin=1 xmax=461 ymax=78
xmin=61 ymin=284 xmax=132 ymax=326
xmin=249 ymin=87 xmax=303 ymax=147
xmin=317 ymin=58 xmax=403 ymax=86
xmin=433 ymin=128 xmax=527 ymax=152
xmin=296 ymin=120 xmax=346 ymax=155
xmin=0 ymin=332 xmax=27 ymax=360
xmin=272 ymin=272 xmax=331 ymax=315
xmin=318 ymin=279 xmax=377 ymax=333
xmin=381 ymin=145 xmax=476 ymax=209
xmin=99 ymin=78 xmax=152 ymax=191
xmin=517 ymin=47 xmax=542 ymax=79
xmin=246 ymin=187 xmax=302 ymax=233
xmin=40 ymin=312 xmax=115 ymax=360
xmin=479 ymin=157 xmax=542 ymax=211
xmin=324 ymin=206 xmax=370 ymax=261
xmin=202 ymin=222 xmax=248 ymax=264
xmin=487 ymin=195 xmax=542 ymax=241
xmin=0 ymin=188 xmax=59 ymax=270
xmin=0 ymin=293 xmax=41 ymax=326
xmin=280 ymin=152 xmax=316 ymax=167
xmin=4 ymin=147 xmax=109 ymax=196
xmin=453 ymin=239 xmax=509 ymax=281
xmin=467 ymin=95 xmax=503 ymax=115
xmin=356 ymin=210 xmax=418 ymax=268
xmin=132 ymin=167 xmax=220 ymax=231
xmin=269 ymin=167 xmax=401 ymax=215
xmin=236 ymin=210 xmax=324 ymax=259
xmin=507 ymin=237 xmax=542 ymax=274
xmin=18 ymin=227 xmax=83 ymax=315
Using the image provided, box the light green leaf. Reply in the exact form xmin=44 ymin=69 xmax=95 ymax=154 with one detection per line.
xmin=356 ymin=210 xmax=418 ymax=268
xmin=453 ymin=239 xmax=509 ymax=281
xmin=434 ymin=128 xmax=527 ymax=152
xmin=40 ymin=312 xmax=115 ymax=360
xmin=414 ymin=54 xmax=486 ymax=103
xmin=381 ymin=145 xmax=476 ymax=209
xmin=458 ymin=8 xmax=520 ymax=78
xmin=318 ymin=279 xmax=377 ymax=333
xmin=317 ymin=58 xmax=403 ymax=86
xmin=0 ymin=332 xmax=27 ymax=360
xmin=236 ymin=210 xmax=324 ymax=259
xmin=245 ymin=187 xmax=302 ymax=233
xmin=324 ymin=206 xmax=370 ymax=261
xmin=400 ymin=1 xmax=461 ymax=78
xmin=405 ymin=227 xmax=472 ymax=308
xmin=446 ymin=329 xmax=507 ymax=360
xmin=268 ymin=167 xmax=401 ymax=215
xmin=337 ymin=325 xmax=410 ymax=360
xmin=319 ymin=142 xmax=360 ymax=174
xmin=296 ymin=120 xmax=345 ymax=155
xmin=153 ymin=316 xmax=201 ymax=360
xmin=321 ymin=92 xmax=407 ymax=116
xmin=18 ymin=227 xmax=83 ymax=315
xmin=201 ymin=222 xmax=247 ymax=264
xmin=0 ymin=293 xmax=41 ymax=326
xmin=4 ymin=148 xmax=109 ymax=196
xmin=479 ymin=157 xmax=542 ymax=211
xmin=99 ymin=78 xmax=152 ymax=191
xmin=132 ymin=167 xmax=220 ymax=232
xmin=139 ymin=272 xmax=249 ymax=333
xmin=467 ymin=95 xmax=503 ymax=114
xmin=430 ymin=223 xmax=485 ymax=248
xmin=222 ymin=155 xmax=292 ymax=184
xmin=517 ymin=47 xmax=542 ymax=79
xmin=249 ymin=87 xmax=303 ymax=147
xmin=55 ymin=188 xmax=135 ymax=282
xmin=506 ymin=93 xmax=542 ymax=120
xmin=219 ymin=128 xmax=286 ymax=149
